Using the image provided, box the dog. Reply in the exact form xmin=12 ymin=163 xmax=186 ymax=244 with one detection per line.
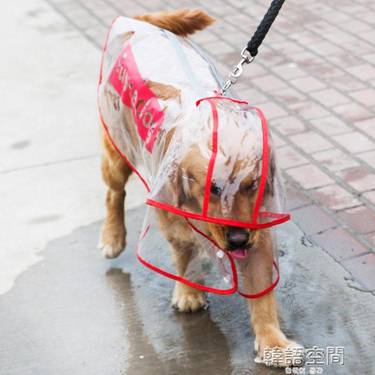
xmin=98 ymin=9 xmax=303 ymax=367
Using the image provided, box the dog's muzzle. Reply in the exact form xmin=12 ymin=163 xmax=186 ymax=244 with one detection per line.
xmin=226 ymin=227 xmax=252 ymax=260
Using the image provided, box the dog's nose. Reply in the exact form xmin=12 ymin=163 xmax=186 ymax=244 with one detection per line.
xmin=226 ymin=227 xmax=249 ymax=248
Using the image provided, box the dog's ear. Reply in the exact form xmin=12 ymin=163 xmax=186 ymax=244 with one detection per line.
xmin=171 ymin=166 xmax=191 ymax=208
xmin=265 ymin=150 xmax=275 ymax=197
xmin=145 ymin=80 xmax=181 ymax=101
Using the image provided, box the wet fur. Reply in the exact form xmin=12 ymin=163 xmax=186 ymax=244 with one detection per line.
xmin=99 ymin=9 xmax=302 ymax=367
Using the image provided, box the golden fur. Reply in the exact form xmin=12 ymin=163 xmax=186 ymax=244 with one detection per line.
xmin=99 ymin=9 xmax=302 ymax=367
xmin=134 ymin=9 xmax=215 ymax=37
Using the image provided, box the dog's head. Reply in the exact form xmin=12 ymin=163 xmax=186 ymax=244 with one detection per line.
xmin=168 ymin=104 xmax=276 ymax=258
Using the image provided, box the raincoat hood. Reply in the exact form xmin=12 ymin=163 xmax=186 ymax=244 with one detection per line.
xmin=98 ymin=16 xmax=290 ymax=298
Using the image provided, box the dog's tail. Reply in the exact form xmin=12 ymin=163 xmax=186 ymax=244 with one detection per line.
xmin=134 ymin=9 xmax=215 ymax=37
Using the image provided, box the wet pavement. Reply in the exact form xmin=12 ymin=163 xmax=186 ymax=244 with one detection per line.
xmin=1 ymin=207 xmax=374 ymax=375
xmin=45 ymin=0 xmax=375 ymax=293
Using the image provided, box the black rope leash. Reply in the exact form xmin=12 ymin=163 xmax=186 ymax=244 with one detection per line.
xmin=246 ymin=0 xmax=286 ymax=57
xmin=221 ymin=0 xmax=286 ymax=94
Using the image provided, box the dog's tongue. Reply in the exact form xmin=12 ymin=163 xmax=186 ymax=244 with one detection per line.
xmin=230 ymin=248 xmax=247 ymax=260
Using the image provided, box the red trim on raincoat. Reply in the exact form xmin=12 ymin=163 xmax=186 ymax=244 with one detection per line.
xmin=185 ymin=219 xmax=280 ymax=298
xmin=252 ymin=106 xmax=269 ymax=223
xmin=202 ymin=100 xmax=219 ymax=216
xmin=137 ymin=220 xmax=280 ymax=298
xmin=97 ymin=18 xmax=150 ymax=192
xmin=99 ymin=113 xmax=151 ymax=192
xmin=238 ymin=261 xmax=280 ymax=299
xmin=196 ymin=96 xmax=249 ymax=106
xmin=136 ymin=225 xmax=239 ymax=295
xmin=146 ymin=199 xmax=290 ymax=229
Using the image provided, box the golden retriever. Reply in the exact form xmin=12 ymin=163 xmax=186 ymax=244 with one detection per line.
xmin=98 ymin=9 xmax=303 ymax=367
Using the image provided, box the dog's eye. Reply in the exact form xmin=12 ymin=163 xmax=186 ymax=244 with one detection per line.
xmin=244 ymin=180 xmax=258 ymax=192
xmin=210 ymin=183 xmax=222 ymax=196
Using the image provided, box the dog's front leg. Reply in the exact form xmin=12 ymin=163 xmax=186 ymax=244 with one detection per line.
xmin=170 ymin=241 xmax=207 ymax=313
xmin=241 ymin=232 xmax=303 ymax=367
xmin=249 ymin=291 xmax=303 ymax=366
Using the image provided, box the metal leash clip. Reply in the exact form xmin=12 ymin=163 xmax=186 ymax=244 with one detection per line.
xmin=220 ymin=47 xmax=254 ymax=95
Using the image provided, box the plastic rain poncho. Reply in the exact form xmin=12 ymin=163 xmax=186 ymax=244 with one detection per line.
xmin=97 ymin=17 xmax=290 ymax=298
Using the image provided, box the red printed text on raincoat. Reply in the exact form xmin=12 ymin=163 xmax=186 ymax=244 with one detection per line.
xmin=109 ymin=43 xmax=164 ymax=152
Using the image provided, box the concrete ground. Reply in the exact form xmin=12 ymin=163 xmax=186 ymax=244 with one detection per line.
xmin=0 ymin=0 xmax=374 ymax=374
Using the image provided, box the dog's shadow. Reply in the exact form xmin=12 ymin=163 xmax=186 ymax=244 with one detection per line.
xmin=105 ymin=263 xmax=281 ymax=375
xmin=105 ymin=267 xmax=234 ymax=374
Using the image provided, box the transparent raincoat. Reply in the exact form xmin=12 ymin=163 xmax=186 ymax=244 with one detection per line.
xmin=98 ymin=17 xmax=290 ymax=297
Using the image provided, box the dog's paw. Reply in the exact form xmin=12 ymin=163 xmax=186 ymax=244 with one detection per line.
xmin=98 ymin=243 xmax=125 ymax=259
xmin=172 ymin=283 xmax=207 ymax=313
xmin=98 ymin=229 xmax=126 ymax=259
xmin=254 ymin=326 xmax=304 ymax=367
